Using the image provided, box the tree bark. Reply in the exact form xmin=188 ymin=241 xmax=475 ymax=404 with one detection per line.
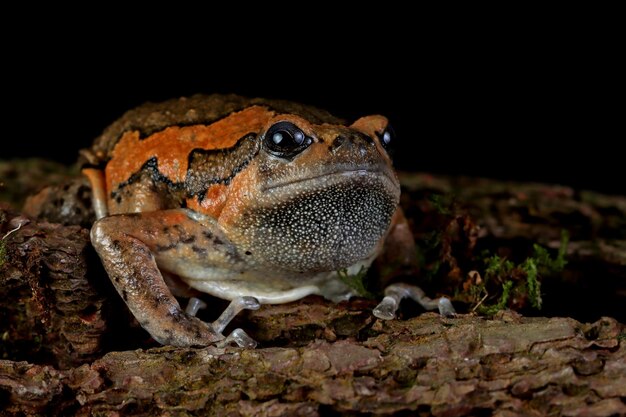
xmin=1 ymin=311 xmax=624 ymax=417
xmin=1 ymin=160 xmax=625 ymax=416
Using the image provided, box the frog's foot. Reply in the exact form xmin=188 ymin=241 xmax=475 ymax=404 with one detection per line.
xmin=211 ymin=296 xmax=260 ymax=348
xmin=373 ymin=283 xmax=456 ymax=320
xmin=184 ymin=296 xmax=260 ymax=348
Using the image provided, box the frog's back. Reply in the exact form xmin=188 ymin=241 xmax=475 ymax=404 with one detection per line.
xmin=82 ymin=94 xmax=343 ymax=166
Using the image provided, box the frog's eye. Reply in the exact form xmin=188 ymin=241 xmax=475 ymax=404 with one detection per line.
xmin=264 ymin=121 xmax=312 ymax=158
xmin=376 ymin=124 xmax=395 ymax=150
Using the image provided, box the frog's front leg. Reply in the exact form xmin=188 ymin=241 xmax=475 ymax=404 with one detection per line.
xmin=90 ymin=210 xmax=259 ymax=347
xmin=373 ymin=283 xmax=456 ymax=320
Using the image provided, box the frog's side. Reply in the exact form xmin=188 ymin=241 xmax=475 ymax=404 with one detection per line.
xmin=82 ymin=94 xmax=452 ymax=348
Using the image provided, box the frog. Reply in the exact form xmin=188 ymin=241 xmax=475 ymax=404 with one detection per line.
xmin=81 ymin=94 xmax=454 ymax=348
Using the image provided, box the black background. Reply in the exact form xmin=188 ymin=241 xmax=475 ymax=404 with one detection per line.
xmin=2 ymin=19 xmax=621 ymax=195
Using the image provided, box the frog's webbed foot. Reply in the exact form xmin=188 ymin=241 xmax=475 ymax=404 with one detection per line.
xmin=373 ymin=283 xmax=456 ymax=320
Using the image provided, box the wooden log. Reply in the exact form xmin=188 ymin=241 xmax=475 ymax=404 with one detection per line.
xmin=0 ymin=312 xmax=624 ymax=416
xmin=1 ymin=159 xmax=625 ymax=416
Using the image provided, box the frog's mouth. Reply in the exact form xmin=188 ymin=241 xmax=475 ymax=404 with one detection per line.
xmin=262 ymin=165 xmax=400 ymax=194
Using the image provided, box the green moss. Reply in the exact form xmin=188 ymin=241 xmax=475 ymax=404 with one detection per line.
xmin=474 ymin=230 xmax=569 ymax=314
xmin=532 ymin=230 xmax=569 ymax=272
xmin=337 ymin=266 xmax=372 ymax=298
xmin=522 ymin=258 xmax=541 ymax=309
xmin=524 ymin=230 xmax=569 ymax=310
xmin=478 ymin=280 xmax=514 ymax=316
xmin=484 ymin=255 xmax=514 ymax=282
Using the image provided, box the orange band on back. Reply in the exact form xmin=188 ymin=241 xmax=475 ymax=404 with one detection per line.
xmin=105 ymin=106 xmax=275 ymax=192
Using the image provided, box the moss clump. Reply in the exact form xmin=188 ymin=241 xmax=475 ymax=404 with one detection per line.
xmin=473 ymin=230 xmax=569 ymax=315
xmin=479 ymin=281 xmax=514 ymax=316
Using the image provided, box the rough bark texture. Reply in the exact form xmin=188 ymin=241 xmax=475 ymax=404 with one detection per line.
xmin=1 ymin=312 xmax=624 ymax=416
xmin=1 ymin=159 xmax=625 ymax=416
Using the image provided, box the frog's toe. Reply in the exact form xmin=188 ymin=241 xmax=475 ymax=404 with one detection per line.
xmin=217 ymin=328 xmax=257 ymax=349
xmin=212 ymin=296 xmax=261 ymax=334
xmin=438 ymin=297 xmax=456 ymax=317
xmin=185 ymin=297 xmax=208 ymax=316
xmin=373 ymin=296 xmax=399 ymax=320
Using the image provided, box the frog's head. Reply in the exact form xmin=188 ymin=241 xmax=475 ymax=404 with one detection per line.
xmin=256 ymin=113 xmax=398 ymax=191
xmin=224 ymin=111 xmax=401 ymax=273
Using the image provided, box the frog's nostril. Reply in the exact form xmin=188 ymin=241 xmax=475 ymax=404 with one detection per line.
xmin=328 ymin=135 xmax=346 ymax=153
xmin=329 ymin=133 xmax=373 ymax=155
